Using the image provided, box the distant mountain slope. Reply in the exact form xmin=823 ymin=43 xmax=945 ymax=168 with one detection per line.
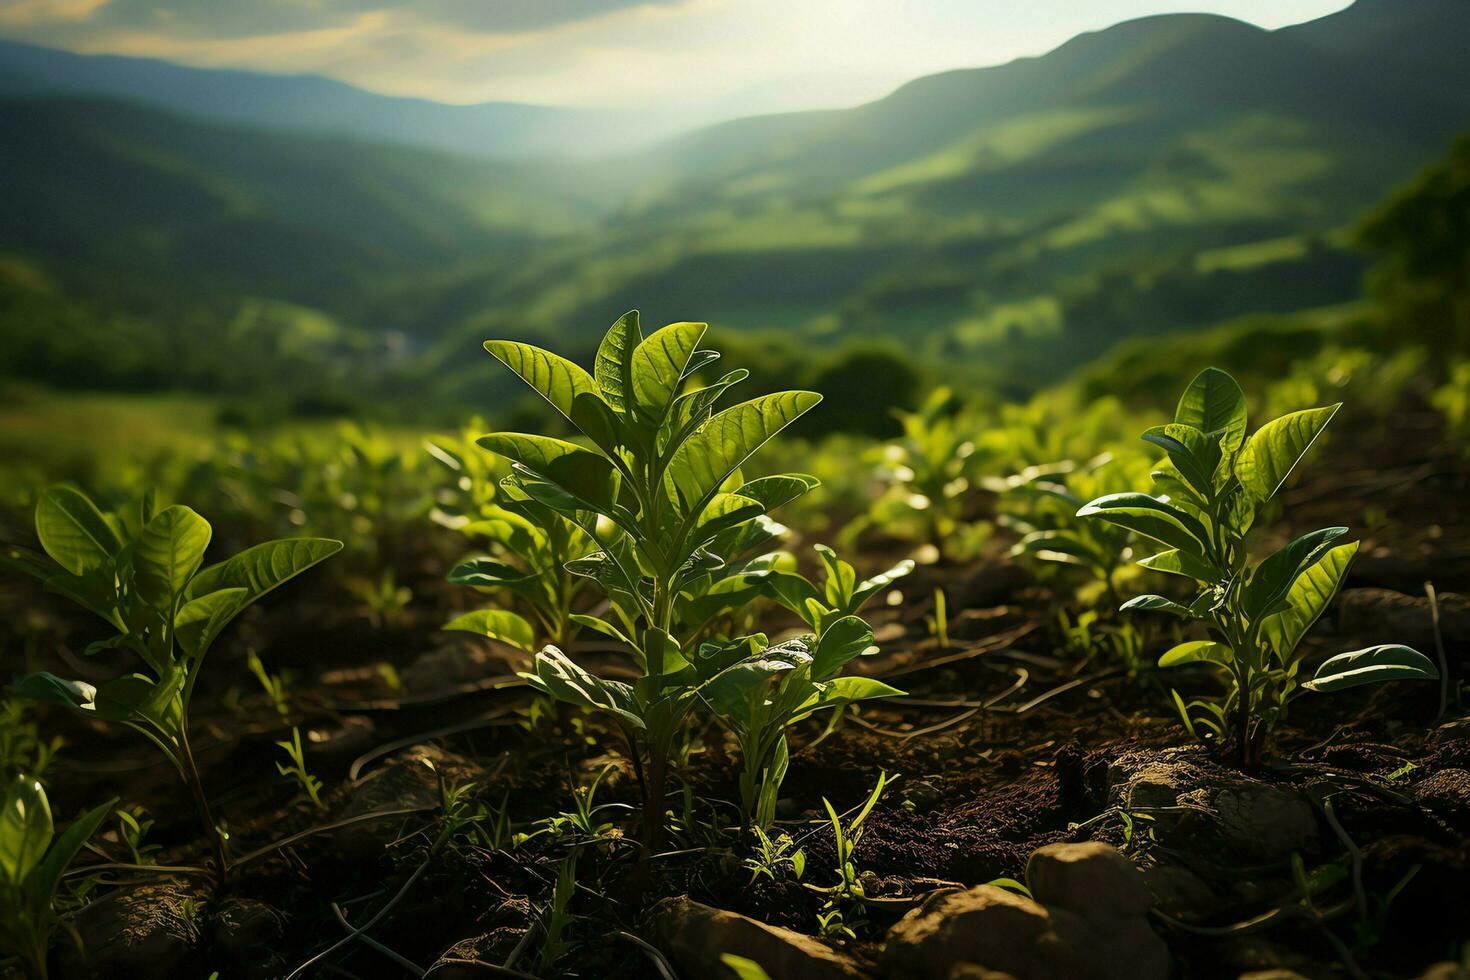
xmin=0 ymin=39 xmax=690 ymax=159
xmin=0 ymin=96 xmax=596 ymax=306
xmin=398 ymin=0 xmax=1468 ymax=384
xmin=1 ymin=0 xmax=1466 ymax=402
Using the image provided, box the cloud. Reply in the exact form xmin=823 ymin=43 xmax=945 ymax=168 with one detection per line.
xmin=0 ymin=0 xmax=1352 ymax=111
xmin=11 ymin=0 xmax=691 ymax=40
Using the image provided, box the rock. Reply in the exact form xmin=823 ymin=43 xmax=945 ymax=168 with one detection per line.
xmin=208 ymin=898 xmax=287 ymax=980
xmin=57 ymin=881 xmax=205 ymax=978
xmin=1337 ymin=588 xmax=1470 ymax=652
xmin=1198 ymin=781 xmax=1317 ymax=861
xmin=1024 ymin=842 xmax=1154 ymax=918
xmin=400 ymin=639 xmax=507 ymax=691
xmin=881 ymin=884 xmax=1167 ymax=980
xmin=646 ymin=896 xmax=869 ymax=980
xmin=1419 ymin=963 xmax=1470 ymax=980
xmin=1414 ymin=768 xmax=1470 ymax=830
xmin=1108 ymin=749 xmax=1318 ymax=862
xmin=1140 ymin=864 xmax=1219 ymax=921
xmin=948 ymin=967 xmax=1021 ymax=980
xmin=333 ymin=744 xmax=481 ymax=859
xmin=304 ymin=715 xmax=376 ymax=769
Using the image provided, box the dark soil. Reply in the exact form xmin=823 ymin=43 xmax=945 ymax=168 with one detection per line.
xmin=8 ymin=418 xmax=1470 ymax=980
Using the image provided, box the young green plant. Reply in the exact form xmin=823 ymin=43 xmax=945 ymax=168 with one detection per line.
xmin=4 ymin=487 xmax=341 ymax=877
xmin=762 ymin=545 xmax=914 ymax=638
xmin=476 ymin=311 xmax=824 ymax=858
xmin=702 ymin=622 xmax=902 ymax=831
xmin=1079 ymin=368 xmax=1439 ymax=765
xmin=0 ymin=777 xmax=115 ymax=980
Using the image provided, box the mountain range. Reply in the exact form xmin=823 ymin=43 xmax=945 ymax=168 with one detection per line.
xmin=1 ymin=0 xmax=1467 ymax=410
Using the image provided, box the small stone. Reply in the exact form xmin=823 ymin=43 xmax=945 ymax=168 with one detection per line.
xmin=647 ymin=897 xmax=869 ymax=980
xmin=1140 ymin=864 xmax=1219 ymax=921
xmin=882 ymin=884 xmax=1167 ymax=980
xmin=209 ymin=898 xmax=287 ymax=980
xmin=1419 ymin=963 xmax=1470 ymax=980
xmin=1203 ymin=782 xmax=1317 ymax=862
xmin=1024 ymin=842 xmax=1154 ymax=918
xmin=333 ymin=744 xmax=481 ymax=859
xmin=948 ymin=967 xmax=1021 ymax=980
xmin=58 ymin=881 xmax=205 ymax=979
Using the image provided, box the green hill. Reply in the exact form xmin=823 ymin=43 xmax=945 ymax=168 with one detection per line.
xmin=1 ymin=0 xmax=1466 ymax=416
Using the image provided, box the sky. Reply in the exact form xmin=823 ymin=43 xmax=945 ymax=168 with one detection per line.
xmin=0 ymin=0 xmax=1356 ymax=113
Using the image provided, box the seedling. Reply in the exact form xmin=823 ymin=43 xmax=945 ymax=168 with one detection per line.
xmin=0 ymin=777 xmax=114 ymax=980
xmin=115 ymin=806 xmax=160 ymax=866
xmin=274 ymin=727 xmax=327 ymax=812
xmin=1080 ymin=368 xmax=1439 ymax=765
xmin=928 ymin=588 xmax=949 ymax=648
xmin=810 ymin=771 xmax=892 ymax=938
xmin=743 ymin=826 xmax=805 ymax=885
xmin=702 ymin=624 xmax=902 ymax=830
xmin=870 ymin=387 xmax=982 ymax=560
xmin=443 ymin=479 xmax=596 ymax=657
xmin=993 ymin=455 xmax=1137 ymax=606
xmin=535 ymin=853 xmax=579 ymax=976
xmin=762 ymin=545 xmax=914 ymax=638
xmin=477 ymin=311 xmax=825 ymax=858
xmin=246 ymin=650 xmax=290 ymax=718
xmin=4 ymin=486 xmax=341 ymax=876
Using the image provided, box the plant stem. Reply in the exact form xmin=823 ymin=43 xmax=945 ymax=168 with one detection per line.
xmin=176 ymin=724 xmax=228 ymax=882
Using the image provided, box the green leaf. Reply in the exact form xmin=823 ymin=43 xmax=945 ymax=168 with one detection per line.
xmin=1236 ymin=405 xmax=1340 ymax=503
xmin=733 ymin=473 xmax=819 ymax=512
xmin=1078 ymin=493 xmax=1211 ymax=559
xmin=533 ymin=647 xmax=644 ymax=729
xmin=811 ymin=616 xmax=877 ymax=680
xmin=11 ymin=672 xmax=96 ymax=712
xmin=175 ymin=587 xmax=249 ymax=657
xmin=594 ymin=310 xmax=642 ymax=412
xmin=447 ymin=558 xmax=535 ymax=590
xmin=569 ymin=614 xmax=632 ymax=646
xmin=1120 ymin=594 xmax=1199 ymax=618
xmin=35 ymin=486 xmax=120 ymax=576
xmin=134 ymin=505 xmax=212 ymax=608
xmin=671 ymin=369 xmax=749 ymax=437
xmin=1138 ymin=549 xmax=1222 ymax=584
xmin=477 ymin=434 xmax=617 ymax=512
xmin=0 ymin=776 xmax=52 ymax=886
xmin=813 ymin=676 xmax=904 ymax=705
xmin=1158 ymin=640 xmax=1233 ymax=668
xmin=1261 ymin=541 xmax=1359 ymax=663
xmin=570 ymin=392 xmax=625 ymax=458
xmin=763 ymin=569 xmax=823 ymax=618
xmin=1142 ymin=424 xmax=1221 ymax=500
xmin=1174 ymin=367 xmax=1247 ymax=454
xmin=443 ymin=609 xmax=536 ymax=653
xmin=688 ymin=493 xmax=765 ymax=549
xmin=483 ymin=340 xmax=600 ymax=424
xmin=187 ymin=538 xmax=343 ymax=616
xmin=33 ymin=797 xmax=114 ymax=906
xmin=667 ymin=392 xmax=823 ymax=512
xmin=1242 ymin=527 xmax=1349 ymax=623
xmin=1013 ymin=530 xmax=1100 ymax=567
xmin=850 ymin=558 xmax=916 ymax=610
xmin=630 ymin=321 xmax=706 ymax=421
xmin=1303 ymin=645 xmax=1439 ymax=693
